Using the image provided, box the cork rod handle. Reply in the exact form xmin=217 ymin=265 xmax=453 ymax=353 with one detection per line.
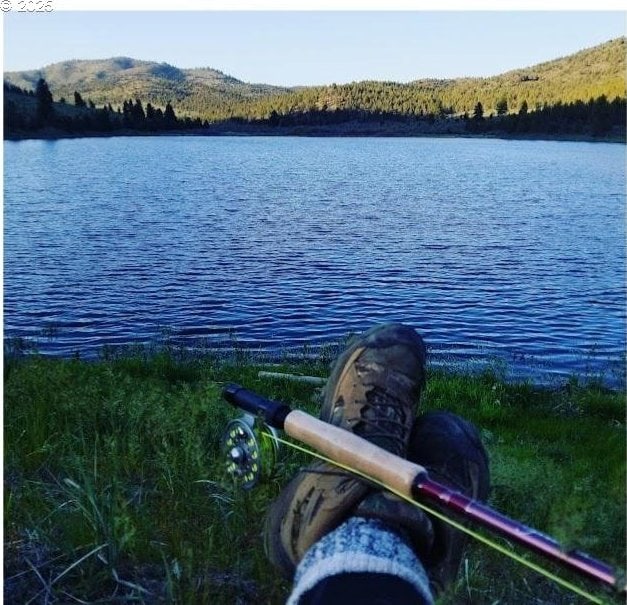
xmin=283 ymin=410 xmax=425 ymax=498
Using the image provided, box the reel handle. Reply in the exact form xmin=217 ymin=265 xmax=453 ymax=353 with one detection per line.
xmin=223 ymin=384 xmax=292 ymax=428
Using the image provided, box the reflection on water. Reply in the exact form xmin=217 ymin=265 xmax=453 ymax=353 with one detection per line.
xmin=4 ymin=136 xmax=626 ymax=386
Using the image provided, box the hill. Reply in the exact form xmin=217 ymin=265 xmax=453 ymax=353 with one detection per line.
xmin=4 ymin=56 xmax=288 ymax=119
xmin=233 ymin=37 xmax=626 ymax=121
xmin=4 ymin=38 xmax=625 ymax=122
xmin=3 ymin=38 xmax=625 ymax=140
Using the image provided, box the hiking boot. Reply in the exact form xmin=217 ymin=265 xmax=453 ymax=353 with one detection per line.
xmin=353 ymin=490 xmax=435 ymax=560
xmin=264 ymin=323 xmax=427 ymax=577
xmin=407 ymin=411 xmax=490 ymax=595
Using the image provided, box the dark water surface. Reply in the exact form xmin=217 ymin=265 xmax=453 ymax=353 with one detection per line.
xmin=4 ymin=136 xmax=626 ymax=385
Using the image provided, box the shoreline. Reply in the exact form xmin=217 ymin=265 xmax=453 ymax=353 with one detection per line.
xmin=5 ymin=343 xmax=625 ymax=393
xmin=5 ymin=125 xmax=625 ymax=144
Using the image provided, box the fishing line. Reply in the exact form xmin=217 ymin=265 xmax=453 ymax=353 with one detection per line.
xmin=264 ymin=431 xmax=609 ymax=605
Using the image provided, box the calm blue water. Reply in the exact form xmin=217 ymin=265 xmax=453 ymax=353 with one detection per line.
xmin=4 ymin=136 xmax=626 ymax=385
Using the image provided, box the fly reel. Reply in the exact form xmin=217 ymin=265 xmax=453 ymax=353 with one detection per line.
xmin=221 ymin=414 xmax=280 ymax=489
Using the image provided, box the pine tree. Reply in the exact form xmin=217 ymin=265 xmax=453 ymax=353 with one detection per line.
xmin=496 ymin=98 xmax=508 ymax=115
xmin=133 ymin=98 xmax=146 ymax=122
xmin=74 ymin=91 xmax=86 ymax=108
xmin=164 ymin=102 xmax=177 ymax=126
xmin=35 ymin=78 xmax=54 ymax=123
xmin=473 ymin=102 xmax=484 ymax=120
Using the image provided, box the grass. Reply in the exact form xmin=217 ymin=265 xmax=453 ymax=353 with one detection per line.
xmin=4 ymin=346 xmax=626 ymax=604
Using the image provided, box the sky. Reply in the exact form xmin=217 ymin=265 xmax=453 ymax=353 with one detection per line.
xmin=2 ymin=9 xmax=626 ymax=86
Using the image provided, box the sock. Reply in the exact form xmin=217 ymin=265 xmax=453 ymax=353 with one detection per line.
xmin=287 ymin=516 xmax=434 ymax=605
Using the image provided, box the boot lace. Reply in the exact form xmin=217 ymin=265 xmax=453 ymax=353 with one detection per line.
xmin=355 ymin=384 xmax=410 ymax=456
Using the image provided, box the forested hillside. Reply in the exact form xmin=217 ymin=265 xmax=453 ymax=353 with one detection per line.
xmin=3 ymin=37 xmax=625 ymax=139
xmin=227 ymin=37 xmax=625 ymax=121
xmin=3 ymin=56 xmax=288 ymax=118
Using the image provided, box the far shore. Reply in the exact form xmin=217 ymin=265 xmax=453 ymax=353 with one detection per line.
xmin=5 ymin=123 xmax=625 ymax=144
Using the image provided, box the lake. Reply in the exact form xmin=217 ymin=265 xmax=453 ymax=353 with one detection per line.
xmin=4 ymin=136 xmax=625 ymax=386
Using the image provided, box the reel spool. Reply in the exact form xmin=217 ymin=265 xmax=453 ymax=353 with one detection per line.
xmin=222 ymin=413 xmax=280 ymax=489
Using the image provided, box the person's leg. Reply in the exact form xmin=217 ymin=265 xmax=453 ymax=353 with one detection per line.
xmin=263 ymin=324 xmax=490 ymax=604
xmin=286 ymin=411 xmax=491 ymax=605
xmin=264 ymin=323 xmax=428 ymax=577
xmin=407 ymin=411 xmax=490 ymax=596
xmin=287 ymin=517 xmax=433 ymax=605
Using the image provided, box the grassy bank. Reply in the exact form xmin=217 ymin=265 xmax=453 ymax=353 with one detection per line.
xmin=4 ymin=349 xmax=625 ymax=604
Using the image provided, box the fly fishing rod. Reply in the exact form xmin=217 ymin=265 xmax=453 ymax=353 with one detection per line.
xmin=222 ymin=384 xmax=624 ymax=600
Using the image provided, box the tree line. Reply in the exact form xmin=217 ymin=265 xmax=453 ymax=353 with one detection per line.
xmin=4 ymin=77 xmax=625 ymax=139
xmin=4 ymin=79 xmax=208 ymax=136
xmin=233 ymin=95 xmax=625 ymax=138
xmin=468 ymin=96 xmax=625 ymax=137
xmin=203 ymin=38 xmax=625 ymax=123
xmin=177 ymin=67 xmax=625 ymax=125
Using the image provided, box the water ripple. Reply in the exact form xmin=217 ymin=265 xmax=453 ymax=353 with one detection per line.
xmin=4 ymin=136 xmax=626 ymax=386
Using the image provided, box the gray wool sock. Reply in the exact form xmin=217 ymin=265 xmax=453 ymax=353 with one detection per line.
xmin=287 ymin=517 xmax=434 ymax=605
